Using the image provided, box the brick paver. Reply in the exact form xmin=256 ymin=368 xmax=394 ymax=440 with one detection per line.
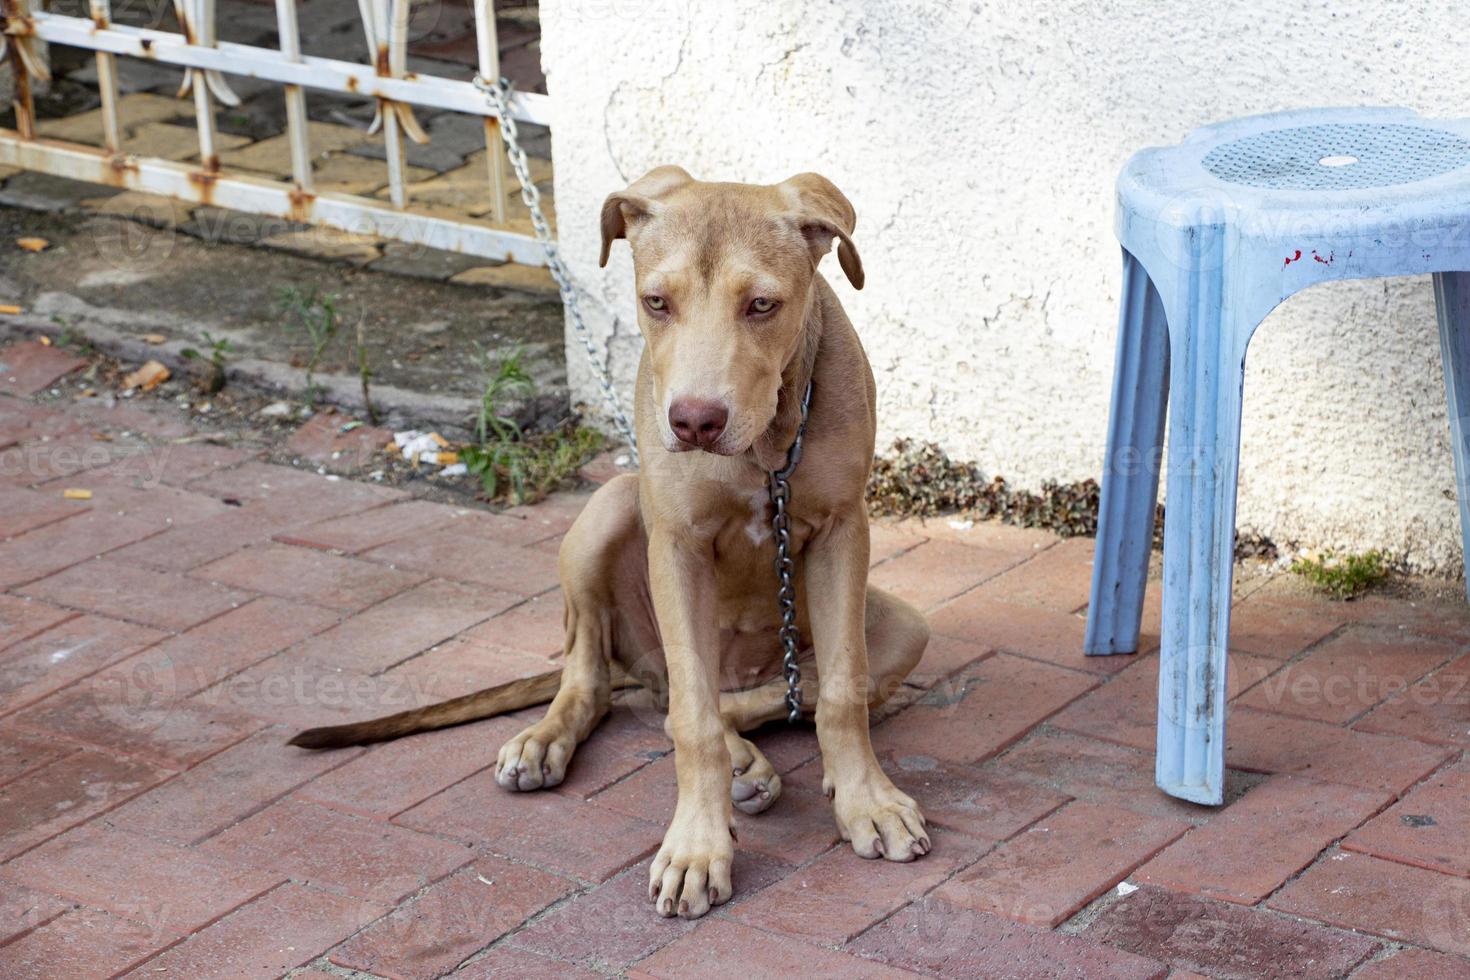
xmin=91 ymin=596 xmax=341 ymax=702
xmin=1352 ymin=947 xmax=1470 ymax=979
xmin=849 ymin=895 xmax=1169 ymax=979
xmin=931 ymin=593 xmax=1140 ymax=673
xmin=726 ymin=828 xmax=991 ymax=944
xmin=279 ymin=498 xmax=479 ymax=553
xmin=1134 ymin=773 xmax=1390 ymax=904
xmin=868 ymin=538 xmax=1028 ymax=610
xmin=0 ymin=510 xmax=162 ymax=589
xmin=0 ymin=613 xmax=166 ymax=716
xmin=1234 ymin=626 xmax=1461 ymax=724
xmin=0 ymin=340 xmax=87 ymax=395
xmin=1354 ymin=651 xmax=1470 ymax=747
xmin=0 ymin=823 xmax=282 ymax=935
xmin=363 ymin=521 xmax=562 ymax=596
xmin=932 ymin=800 xmax=1188 ymax=927
xmin=105 ymin=727 xmax=364 ymax=845
xmin=278 ymin=577 xmax=513 ymax=673
xmin=871 ymin=653 xmax=1098 ymax=764
xmin=296 ymin=713 xmax=525 ymax=819
xmin=1051 ymin=649 xmax=1279 ymax=751
xmin=1226 ymin=597 xmax=1345 ymax=659
xmin=455 ymin=946 xmax=603 ymax=979
xmin=330 ymin=856 xmax=575 ymax=978
xmin=638 ymin=919 xmax=918 ymax=979
xmin=1342 ymin=758 xmax=1470 ymax=876
xmin=0 ymin=748 xmax=169 ymax=860
xmin=0 ymin=881 xmax=69 ymax=945
xmin=3 ymin=381 xmax=1468 ymax=976
xmin=1087 ymin=886 xmax=1381 ymax=979
xmin=1226 ymin=706 xmax=1456 ymax=794
xmin=123 ymin=882 xmax=388 ymax=979
xmin=3 ymin=907 xmax=168 ymax=980
xmin=0 ymin=594 xmax=74 ymax=652
xmin=1269 ymin=849 xmax=1470 ymax=956
xmin=0 ymin=485 xmax=85 ymax=538
xmin=201 ymin=798 xmax=472 ymax=904
xmin=0 ymin=723 xmax=75 ymax=785
xmin=196 ymin=541 xmax=426 ymax=611
xmin=9 ymin=673 xmax=262 ymax=769
xmin=21 ymin=558 xmax=251 ymax=632
xmin=396 ymin=772 xmax=664 ymax=883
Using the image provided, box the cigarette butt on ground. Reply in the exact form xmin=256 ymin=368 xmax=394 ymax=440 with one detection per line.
xmin=62 ymin=488 xmax=93 ymax=500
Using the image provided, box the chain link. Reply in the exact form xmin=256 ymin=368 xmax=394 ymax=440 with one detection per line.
xmin=474 ymin=75 xmax=639 ymax=465
xmin=481 ymin=75 xmax=811 ymax=722
xmin=769 ymin=380 xmax=814 ymax=723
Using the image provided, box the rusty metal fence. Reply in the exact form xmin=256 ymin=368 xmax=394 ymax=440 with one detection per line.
xmin=0 ymin=0 xmax=550 ymax=264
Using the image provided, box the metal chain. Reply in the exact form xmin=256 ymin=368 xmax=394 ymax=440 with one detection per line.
xmin=474 ymin=74 xmax=639 ymax=465
xmin=482 ymin=75 xmax=810 ymax=723
xmin=769 ymin=379 xmax=814 ymax=723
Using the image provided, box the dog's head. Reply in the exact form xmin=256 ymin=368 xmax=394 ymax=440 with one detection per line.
xmin=600 ymin=166 xmax=863 ymax=456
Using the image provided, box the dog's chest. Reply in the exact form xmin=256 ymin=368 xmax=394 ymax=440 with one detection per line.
xmin=743 ymin=486 xmax=773 ymax=546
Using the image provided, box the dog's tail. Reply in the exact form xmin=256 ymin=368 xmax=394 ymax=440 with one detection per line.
xmin=287 ymin=668 xmax=567 ymax=750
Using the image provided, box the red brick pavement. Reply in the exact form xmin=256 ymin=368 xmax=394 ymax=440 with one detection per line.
xmin=1 ymin=345 xmax=1468 ymax=977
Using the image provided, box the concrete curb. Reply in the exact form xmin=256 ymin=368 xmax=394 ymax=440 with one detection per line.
xmin=0 ymin=305 xmax=558 ymax=439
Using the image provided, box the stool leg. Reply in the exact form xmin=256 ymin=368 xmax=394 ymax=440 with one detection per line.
xmin=1155 ymin=280 xmax=1249 ymax=806
xmin=1086 ymin=249 xmax=1170 ymax=656
xmin=1435 ymin=272 xmax=1470 ymax=605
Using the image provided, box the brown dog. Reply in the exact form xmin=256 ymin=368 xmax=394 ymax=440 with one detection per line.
xmin=292 ymin=167 xmax=932 ymax=918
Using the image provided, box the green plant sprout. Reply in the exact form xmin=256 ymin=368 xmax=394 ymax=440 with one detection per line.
xmin=276 ymin=286 xmax=340 ymax=405
xmin=180 ymin=330 xmax=234 ymax=394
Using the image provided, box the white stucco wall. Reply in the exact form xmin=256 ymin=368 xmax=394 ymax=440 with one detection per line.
xmin=540 ymin=0 xmax=1470 ymax=575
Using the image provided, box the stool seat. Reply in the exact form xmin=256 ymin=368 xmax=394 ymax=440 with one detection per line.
xmin=1084 ymin=107 xmax=1470 ymax=805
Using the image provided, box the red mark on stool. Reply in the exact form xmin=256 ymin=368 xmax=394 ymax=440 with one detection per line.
xmin=1283 ymin=250 xmax=1302 ymax=268
xmin=1313 ymin=250 xmax=1334 ymax=265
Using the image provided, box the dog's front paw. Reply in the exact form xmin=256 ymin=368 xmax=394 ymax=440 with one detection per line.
xmin=495 ymin=723 xmax=575 ymax=791
xmin=647 ymin=810 xmax=735 ymax=919
xmin=832 ymin=776 xmax=930 ymax=862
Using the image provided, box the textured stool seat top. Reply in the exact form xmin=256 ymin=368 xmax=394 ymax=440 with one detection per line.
xmin=1121 ymin=107 xmax=1470 ymax=220
xmin=1202 ymin=122 xmax=1470 ymax=191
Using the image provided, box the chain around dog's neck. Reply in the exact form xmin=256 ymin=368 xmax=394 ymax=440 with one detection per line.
xmin=768 ymin=378 xmax=814 ymax=724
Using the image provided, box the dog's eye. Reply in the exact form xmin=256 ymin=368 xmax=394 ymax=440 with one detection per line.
xmin=747 ymin=297 xmax=779 ymax=316
xmin=643 ymin=295 xmax=668 ymax=313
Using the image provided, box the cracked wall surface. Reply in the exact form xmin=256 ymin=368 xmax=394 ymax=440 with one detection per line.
xmin=541 ymin=0 xmax=1469 ymax=575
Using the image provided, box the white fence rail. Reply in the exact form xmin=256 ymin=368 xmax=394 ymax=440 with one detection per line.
xmin=0 ymin=0 xmax=551 ymax=265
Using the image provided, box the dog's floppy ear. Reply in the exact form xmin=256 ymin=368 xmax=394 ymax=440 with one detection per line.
xmin=779 ymin=172 xmax=864 ymax=290
xmin=598 ymin=165 xmax=694 ymax=267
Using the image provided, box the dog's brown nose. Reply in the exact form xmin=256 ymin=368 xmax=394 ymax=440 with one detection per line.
xmin=668 ymin=398 xmax=729 ymax=449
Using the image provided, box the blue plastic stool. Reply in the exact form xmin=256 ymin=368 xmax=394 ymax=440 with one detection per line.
xmin=1084 ymin=107 xmax=1470 ymax=805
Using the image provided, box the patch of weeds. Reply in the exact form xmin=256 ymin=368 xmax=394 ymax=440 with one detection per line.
xmin=866 ymin=438 xmax=1128 ymax=539
xmin=462 ymin=423 xmax=605 ymax=506
xmin=461 ymin=345 xmax=603 ymax=505
xmin=50 ymin=317 xmax=92 ymax=355
xmin=1290 ymin=549 xmax=1391 ymax=600
xmin=471 ymin=342 xmax=534 ymax=444
xmin=276 ymin=286 xmax=340 ymax=404
xmin=180 ymin=330 xmax=233 ymax=394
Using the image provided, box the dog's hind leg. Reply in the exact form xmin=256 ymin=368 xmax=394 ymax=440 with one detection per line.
xmin=716 ymin=585 xmax=927 ymax=814
xmin=724 ymin=728 xmax=782 ymax=815
xmin=496 ymin=476 xmax=641 ymax=791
